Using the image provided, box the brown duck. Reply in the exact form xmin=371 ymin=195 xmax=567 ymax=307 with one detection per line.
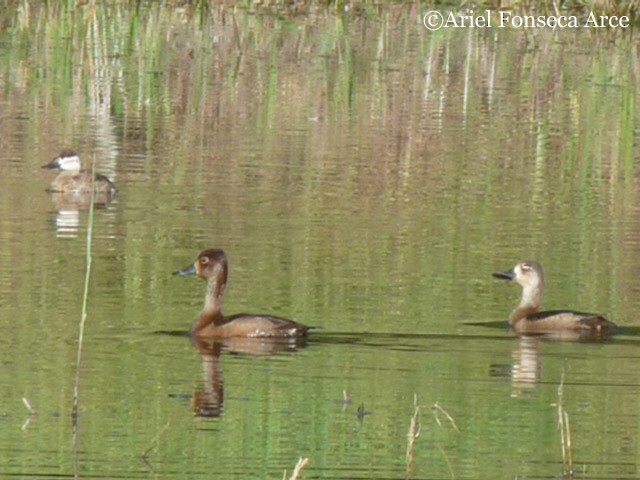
xmin=493 ymin=261 xmax=616 ymax=333
xmin=174 ymin=249 xmax=310 ymax=338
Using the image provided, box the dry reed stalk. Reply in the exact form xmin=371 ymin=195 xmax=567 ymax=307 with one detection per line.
xmin=21 ymin=397 xmax=36 ymax=431
xmin=406 ymin=393 xmax=421 ymax=479
xmin=432 ymin=401 xmax=458 ymax=479
xmin=557 ymin=372 xmax=573 ymax=475
xmin=283 ymin=457 xmax=310 ymax=480
xmin=433 ymin=402 xmax=460 ymax=432
xmin=22 ymin=397 xmax=36 ymax=415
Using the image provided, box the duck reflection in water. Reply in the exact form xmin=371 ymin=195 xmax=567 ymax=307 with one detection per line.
xmin=191 ymin=338 xmax=225 ymax=418
xmin=174 ymin=249 xmax=310 ymax=339
xmin=492 ymin=261 xmax=616 ymax=337
xmin=509 ymin=336 xmax=541 ymax=397
xmin=190 ymin=334 xmax=307 ymax=418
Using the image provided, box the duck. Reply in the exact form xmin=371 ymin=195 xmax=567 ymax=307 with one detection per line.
xmin=174 ymin=249 xmax=310 ymax=338
xmin=492 ymin=261 xmax=616 ymax=333
xmin=42 ymin=150 xmax=116 ymax=196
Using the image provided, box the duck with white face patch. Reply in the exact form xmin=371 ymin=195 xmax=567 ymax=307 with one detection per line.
xmin=42 ymin=150 xmax=116 ymax=196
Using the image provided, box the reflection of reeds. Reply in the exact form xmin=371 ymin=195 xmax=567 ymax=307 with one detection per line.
xmin=4 ymin=2 xmax=638 ymax=302
xmin=0 ymin=7 xmax=636 ymax=466
xmin=557 ymin=372 xmax=573 ymax=476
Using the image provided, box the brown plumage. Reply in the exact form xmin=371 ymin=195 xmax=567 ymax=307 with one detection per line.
xmin=174 ymin=249 xmax=310 ymax=338
xmin=493 ymin=261 xmax=616 ymax=333
xmin=42 ymin=150 xmax=116 ymax=196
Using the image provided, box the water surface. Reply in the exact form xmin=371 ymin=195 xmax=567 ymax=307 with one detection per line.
xmin=0 ymin=3 xmax=639 ymax=479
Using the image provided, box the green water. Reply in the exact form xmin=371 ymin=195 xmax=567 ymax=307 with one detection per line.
xmin=0 ymin=3 xmax=639 ymax=479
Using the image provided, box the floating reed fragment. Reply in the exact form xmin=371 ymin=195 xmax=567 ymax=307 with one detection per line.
xmin=340 ymin=390 xmax=350 ymax=411
xmin=22 ymin=397 xmax=36 ymax=415
xmin=433 ymin=402 xmax=460 ymax=432
xmin=21 ymin=397 xmax=36 ymax=431
xmin=283 ymin=457 xmax=309 ymax=480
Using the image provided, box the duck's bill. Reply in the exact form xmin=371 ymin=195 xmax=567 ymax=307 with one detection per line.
xmin=492 ymin=269 xmax=516 ymax=280
xmin=41 ymin=158 xmax=61 ymax=169
xmin=173 ymin=263 xmax=196 ymax=276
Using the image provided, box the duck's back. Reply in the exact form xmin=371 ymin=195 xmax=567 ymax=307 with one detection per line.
xmin=516 ymin=310 xmax=616 ymax=333
xmin=49 ymin=171 xmax=116 ymax=195
xmin=194 ymin=313 xmax=309 ymax=338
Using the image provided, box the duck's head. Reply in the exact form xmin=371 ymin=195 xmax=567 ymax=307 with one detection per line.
xmin=174 ymin=249 xmax=229 ymax=284
xmin=493 ymin=261 xmax=544 ymax=290
xmin=42 ymin=150 xmax=81 ymax=172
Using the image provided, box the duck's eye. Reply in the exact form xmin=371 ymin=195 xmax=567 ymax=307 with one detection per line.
xmin=200 ymin=257 xmax=209 ymax=265
xmin=521 ymin=263 xmax=532 ymax=271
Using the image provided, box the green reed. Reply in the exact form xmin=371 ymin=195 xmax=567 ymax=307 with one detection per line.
xmin=72 ymin=154 xmax=96 ymax=428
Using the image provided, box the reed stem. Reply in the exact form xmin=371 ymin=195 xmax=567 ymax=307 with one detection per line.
xmin=557 ymin=372 xmax=573 ymax=475
xmin=284 ymin=457 xmax=309 ymax=480
xmin=72 ymin=154 xmax=97 ymax=428
xmin=406 ymin=393 xmax=421 ymax=479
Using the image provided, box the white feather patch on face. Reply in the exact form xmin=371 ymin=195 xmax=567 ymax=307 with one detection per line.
xmin=56 ymin=154 xmax=81 ymax=171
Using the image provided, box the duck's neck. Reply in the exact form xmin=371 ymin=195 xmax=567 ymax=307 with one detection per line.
xmin=192 ymin=279 xmax=226 ymax=332
xmin=510 ymin=284 xmax=542 ymax=326
xmin=58 ymin=169 xmax=80 ymax=177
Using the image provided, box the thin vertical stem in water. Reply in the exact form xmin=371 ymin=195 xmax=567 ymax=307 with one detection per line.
xmin=557 ymin=371 xmax=573 ymax=475
xmin=406 ymin=393 xmax=421 ymax=480
xmin=72 ymin=154 xmax=97 ymax=428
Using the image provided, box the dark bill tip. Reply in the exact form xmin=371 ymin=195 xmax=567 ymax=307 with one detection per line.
xmin=492 ymin=269 xmax=516 ymax=281
xmin=41 ymin=159 xmax=60 ymax=169
xmin=173 ymin=263 xmax=197 ymax=277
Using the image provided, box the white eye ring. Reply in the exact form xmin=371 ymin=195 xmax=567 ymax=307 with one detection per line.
xmin=200 ymin=257 xmax=209 ymax=265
